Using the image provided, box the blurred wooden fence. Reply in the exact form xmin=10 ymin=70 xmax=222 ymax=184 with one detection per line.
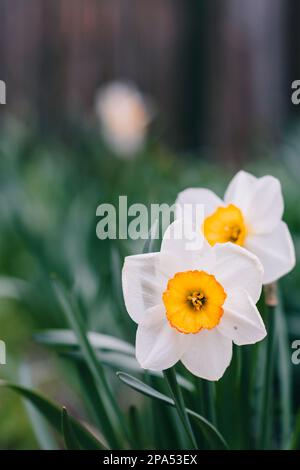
xmin=0 ymin=0 xmax=299 ymax=156
xmin=0 ymin=0 xmax=203 ymax=148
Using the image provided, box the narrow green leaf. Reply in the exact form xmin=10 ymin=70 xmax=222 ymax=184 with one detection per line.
xmin=128 ymin=406 xmax=143 ymax=450
xmin=0 ymin=381 xmax=106 ymax=450
xmin=61 ymin=349 xmax=195 ymax=392
xmin=19 ymin=362 xmax=58 ymax=450
xmin=275 ymin=298 xmax=292 ymax=448
xmin=73 ymin=362 xmax=110 ymax=433
xmin=201 ymin=379 xmax=216 ymax=426
xmin=34 ymin=329 xmax=135 ymax=355
xmin=163 ymin=368 xmax=198 ymax=449
xmin=52 ymin=280 xmax=130 ymax=448
xmin=35 ymin=329 xmax=194 ymax=392
xmin=289 ymin=409 xmax=300 ymax=450
xmin=117 ymin=372 xmax=229 ymax=450
xmin=61 ymin=407 xmax=81 ymax=450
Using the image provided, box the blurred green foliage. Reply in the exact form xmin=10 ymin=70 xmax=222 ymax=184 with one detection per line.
xmin=0 ymin=119 xmax=300 ymax=449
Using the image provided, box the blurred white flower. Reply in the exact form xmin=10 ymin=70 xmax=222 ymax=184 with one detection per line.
xmin=176 ymin=171 xmax=296 ymax=284
xmin=122 ymin=219 xmax=266 ymax=381
xmin=95 ymin=81 xmax=152 ymax=158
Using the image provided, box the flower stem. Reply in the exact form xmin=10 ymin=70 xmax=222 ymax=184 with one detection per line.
xmin=163 ymin=368 xmax=198 ymax=449
xmin=260 ymin=283 xmax=277 ymax=449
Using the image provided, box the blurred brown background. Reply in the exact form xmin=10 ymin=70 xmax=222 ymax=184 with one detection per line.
xmin=1 ymin=0 xmax=300 ymax=159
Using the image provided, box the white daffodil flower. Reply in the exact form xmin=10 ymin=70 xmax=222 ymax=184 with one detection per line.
xmin=175 ymin=171 xmax=296 ymax=285
xmin=95 ymin=81 xmax=152 ymax=158
xmin=122 ymin=220 xmax=266 ymax=381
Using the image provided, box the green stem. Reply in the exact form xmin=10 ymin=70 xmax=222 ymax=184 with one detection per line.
xmin=260 ymin=284 xmax=277 ymax=449
xmin=163 ymin=368 xmax=198 ymax=449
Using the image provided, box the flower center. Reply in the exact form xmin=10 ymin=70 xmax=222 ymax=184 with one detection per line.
xmin=162 ymin=270 xmax=226 ymax=334
xmin=203 ymin=204 xmax=246 ymax=246
xmin=187 ymin=291 xmax=206 ymax=310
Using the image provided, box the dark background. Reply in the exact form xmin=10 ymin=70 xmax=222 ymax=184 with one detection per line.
xmin=1 ymin=0 xmax=300 ymax=159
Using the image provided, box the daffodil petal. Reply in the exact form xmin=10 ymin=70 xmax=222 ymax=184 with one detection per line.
xmin=136 ymin=312 xmax=186 ymax=370
xmin=212 ymin=243 xmax=263 ymax=303
xmin=175 ymin=188 xmax=223 ymax=219
xmin=139 ymin=304 xmax=166 ymax=328
xmin=225 ymin=172 xmax=284 ymax=233
xmin=160 ymin=220 xmax=215 ymax=272
xmin=245 ymin=221 xmax=296 ymax=284
xmin=122 ymin=253 xmax=163 ymax=324
xmin=244 ymin=176 xmax=284 ymax=234
xmin=181 ymin=329 xmax=232 ymax=381
xmin=218 ymin=288 xmax=266 ymax=345
xmin=224 ymin=170 xmax=257 ymax=213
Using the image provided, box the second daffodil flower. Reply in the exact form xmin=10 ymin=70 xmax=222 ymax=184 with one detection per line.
xmin=94 ymin=81 xmax=152 ymax=158
xmin=175 ymin=171 xmax=296 ymax=284
xmin=122 ymin=220 xmax=266 ymax=381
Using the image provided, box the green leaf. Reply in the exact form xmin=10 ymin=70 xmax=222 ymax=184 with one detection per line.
xmin=128 ymin=406 xmax=143 ymax=450
xmin=34 ymin=329 xmax=135 ymax=355
xmin=19 ymin=362 xmax=58 ymax=450
xmin=52 ymin=280 xmax=130 ymax=448
xmin=275 ymin=298 xmax=292 ymax=449
xmin=289 ymin=409 xmax=300 ymax=450
xmin=163 ymin=368 xmax=197 ymax=449
xmin=35 ymin=329 xmax=194 ymax=392
xmin=117 ymin=372 xmax=229 ymax=450
xmin=61 ymin=407 xmax=81 ymax=450
xmin=73 ymin=362 xmax=110 ymax=433
xmin=0 ymin=381 xmax=106 ymax=450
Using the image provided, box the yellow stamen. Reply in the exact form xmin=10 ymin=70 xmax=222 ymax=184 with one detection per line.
xmin=162 ymin=270 xmax=226 ymax=334
xmin=203 ymin=204 xmax=246 ymax=246
xmin=187 ymin=291 xmax=206 ymax=311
